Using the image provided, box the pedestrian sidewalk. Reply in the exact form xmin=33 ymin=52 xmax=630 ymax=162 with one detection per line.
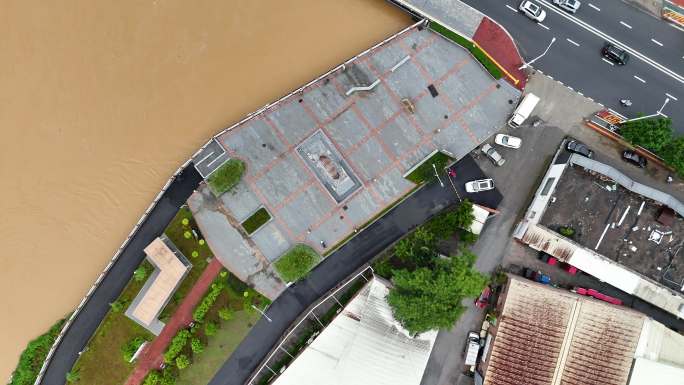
xmin=124 ymin=258 xmax=224 ymax=385
xmin=472 ymin=18 xmax=526 ymax=90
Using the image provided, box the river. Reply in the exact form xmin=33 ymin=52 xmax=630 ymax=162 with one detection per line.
xmin=0 ymin=0 xmax=409 ymax=379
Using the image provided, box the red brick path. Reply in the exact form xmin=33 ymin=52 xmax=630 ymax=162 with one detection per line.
xmin=473 ymin=17 xmax=527 ymax=90
xmin=124 ymin=258 xmax=224 ymax=385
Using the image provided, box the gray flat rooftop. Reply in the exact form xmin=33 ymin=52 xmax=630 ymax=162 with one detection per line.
xmin=541 ymin=166 xmax=684 ymax=292
xmin=189 ymin=24 xmax=519 ymax=297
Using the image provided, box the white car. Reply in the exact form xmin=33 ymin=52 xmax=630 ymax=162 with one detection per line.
xmin=481 ymin=143 xmax=506 ymax=166
xmin=495 ymin=134 xmax=522 ymax=149
xmin=465 ymin=179 xmax=494 ymax=193
xmin=519 ymin=0 xmax=547 ymax=22
xmin=553 ymin=0 xmax=580 ymax=13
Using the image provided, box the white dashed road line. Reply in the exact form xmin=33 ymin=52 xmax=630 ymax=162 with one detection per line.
xmin=633 ymin=75 xmax=646 ymax=83
xmin=566 ymin=38 xmax=580 ymax=47
xmin=651 ymin=38 xmax=663 ymax=47
xmin=588 ymin=3 xmax=600 ymax=11
xmin=505 ymin=4 xmax=517 ymax=12
xmin=666 ymin=93 xmax=678 ymax=101
xmin=619 ymin=21 xmax=632 ymax=29
xmin=601 ymin=58 xmax=615 ymax=66
xmin=539 ymin=23 xmax=550 ymax=30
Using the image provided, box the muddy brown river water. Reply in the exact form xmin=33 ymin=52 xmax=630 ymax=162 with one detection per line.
xmin=0 ymin=0 xmax=409 ymax=378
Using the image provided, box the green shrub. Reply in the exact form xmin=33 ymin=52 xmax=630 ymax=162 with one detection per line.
xmin=183 ymin=231 xmax=192 ymax=239
xmin=133 ymin=266 xmax=148 ymax=282
xmin=143 ymin=371 xmax=161 ymax=385
xmin=9 ymin=318 xmax=66 ymax=385
xmin=405 ymin=151 xmax=453 ymax=184
xmin=181 ymin=218 xmax=190 ymax=226
xmin=218 ymin=307 xmax=234 ymax=321
xmin=109 ymin=299 xmax=128 ymax=313
xmin=205 ymin=322 xmax=218 ymax=336
xmin=559 ymin=226 xmax=575 ymax=237
xmin=192 ymin=281 xmax=226 ymax=322
xmin=121 ymin=336 xmax=147 ymax=362
xmin=65 ymin=369 xmax=80 ymax=383
xmin=163 ymin=329 xmax=191 ymax=364
xmin=207 ymin=159 xmax=246 ymax=196
xmin=274 ymin=245 xmax=321 ymax=282
xmin=190 ymin=338 xmax=204 ymax=354
xmin=191 ymin=250 xmax=199 ymax=258
xmin=160 ymin=368 xmax=176 ymax=385
xmin=372 ymin=258 xmax=394 ymax=280
xmin=241 ymin=208 xmax=272 ymax=234
xmin=175 ymin=354 xmax=190 ymax=370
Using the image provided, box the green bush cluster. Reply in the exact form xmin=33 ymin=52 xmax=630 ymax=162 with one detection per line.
xmin=163 ymin=329 xmax=191 ymax=364
xmin=192 ymin=281 xmax=226 ymax=322
xmin=143 ymin=368 xmax=176 ymax=385
xmin=620 ymin=117 xmax=684 ymax=175
xmin=404 ymin=151 xmax=453 ymax=184
xmin=204 ymin=321 xmax=218 ymax=336
xmin=274 ymin=245 xmax=321 ymax=282
xmin=9 ymin=318 xmax=65 ymax=385
xmin=559 ymin=226 xmax=575 ymax=237
xmin=429 ymin=21 xmax=503 ymax=79
xmin=190 ymin=338 xmax=204 ymax=354
xmin=121 ymin=336 xmax=147 ymax=362
xmin=207 ymin=158 xmax=246 ymax=196
xmin=175 ymin=354 xmax=190 ymax=370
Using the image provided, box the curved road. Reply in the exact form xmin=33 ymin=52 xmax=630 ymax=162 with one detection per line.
xmin=461 ymin=0 xmax=684 ymax=129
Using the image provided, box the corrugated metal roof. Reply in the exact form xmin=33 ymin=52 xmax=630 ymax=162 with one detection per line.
xmin=273 ymin=278 xmax=437 ymax=385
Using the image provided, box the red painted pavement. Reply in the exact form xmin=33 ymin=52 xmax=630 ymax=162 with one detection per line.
xmin=472 ymin=17 xmax=527 ymax=90
xmin=124 ymin=258 xmax=224 ymax=385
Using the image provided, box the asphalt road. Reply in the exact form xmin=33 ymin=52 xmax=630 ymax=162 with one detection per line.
xmin=460 ymin=0 xmax=684 ymax=130
xmin=208 ymin=178 xmax=464 ymax=385
xmin=38 ymin=166 xmax=202 ymax=385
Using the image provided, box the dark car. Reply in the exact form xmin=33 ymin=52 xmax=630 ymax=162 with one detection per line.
xmin=566 ymin=139 xmax=594 ymax=158
xmin=622 ymin=150 xmax=647 ymax=167
xmin=602 ymin=43 xmax=629 ymax=65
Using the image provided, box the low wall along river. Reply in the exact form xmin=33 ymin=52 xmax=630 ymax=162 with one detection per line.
xmin=0 ymin=0 xmax=410 ymax=380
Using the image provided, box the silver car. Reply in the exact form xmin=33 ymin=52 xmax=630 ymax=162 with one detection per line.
xmin=519 ymin=0 xmax=547 ymax=22
xmin=553 ymin=0 xmax=581 ymax=13
xmin=481 ymin=143 xmax=506 ymax=166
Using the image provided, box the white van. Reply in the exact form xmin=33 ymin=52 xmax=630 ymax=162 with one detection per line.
xmin=507 ymin=93 xmax=540 ymax=128
xmin=464 ymin=332 xmax=481 ymax=367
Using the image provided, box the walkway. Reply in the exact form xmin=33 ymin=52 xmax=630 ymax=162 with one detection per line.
xmin=39 ymin=166 xmax=202 ymax=385
xmin=472 ymin=17 xmax=526 ymax=89
xmin=125 ymin=257 xmax=223 ymax=385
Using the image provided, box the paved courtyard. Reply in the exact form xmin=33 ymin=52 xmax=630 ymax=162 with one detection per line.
xmin=190 ymin=24 xmax=520 ymax=298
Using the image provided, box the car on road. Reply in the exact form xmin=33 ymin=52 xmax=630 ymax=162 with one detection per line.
xmin=481 ymin=143 xmax=506 ymax=166
xmin=601 ymin=43 xmax=630 ymax=65
xmin=622 ymin=150 xmax=647 ymax=167
xmin=465 ymin=178 xmax=495 ymax=193
xmin=553 ymin=0 xmax=581 ymax=13
xmin=566 ymin=139 xmax=594 ymax=158
xmin=519 ymin=0 xmax=547 ymax=22
xmin=475 ymin=286 xmax=491 ymax=309
xmin=495 ymin=134 xmax=522 ymax=149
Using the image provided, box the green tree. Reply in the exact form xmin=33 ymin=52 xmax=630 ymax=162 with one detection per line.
xmin=65 ymin=369 xmax=80 ymax=383
xmin=620 ymin=117 xmax=672 ymax=152
xmin=110 ymin=299 xmax=129 ymax=313
xmin=218 ymin=307 xmax=234 ymax=321
xmin=204 ymin=321 xmax=218 ymax=336
xmin=661 ymin=136 xmax=684 ymax=176
xmin=387 ymin=251 xmax=488 ymax=335
xmin=175 ymin=354 xmax=190 ymax=370
xmin=143 ymin=371 xmax=161 ymax=385
xmin=133 ymin=266 xmax=148 ymax=282
xmin=190 ymin=337 xmax=204 ymax=354
xmin=394 ymin=227 xmax=437 ymax=268
xmin=160 ymin=368 xmax=176 ymax=385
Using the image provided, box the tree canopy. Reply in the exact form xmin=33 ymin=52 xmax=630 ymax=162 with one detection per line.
xmin=620 ymin=117 xmax=672 ymax=152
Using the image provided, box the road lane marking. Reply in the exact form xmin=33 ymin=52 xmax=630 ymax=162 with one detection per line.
xmin=535 ymin=0 xmax=684 ymax=84
xmin=666 ymin=93 xmax=678 ymax=101
xmin=505 ymin=4 xmax=517 ymax=12
xmin=566 ymin=38 xmax=580 ymax=46
xmin=601 ymin=58 xmax=615 ymax=66
xmin=651 ymin=38 xmax=663 ymax=46
xmin=588 ymin=3 xmax=600 ymax=11
xmin=539 ymin=23 xmax=550 ymax=30
xmin=634 ymin=75 xmax=646 ymax=83
xmin=620 ymin=21 xmax=632 ymax=29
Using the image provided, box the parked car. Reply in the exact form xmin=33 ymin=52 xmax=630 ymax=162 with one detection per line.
xmin=561 ymin=263 xmax=579 ymax=275
xmin=481 ymin=143 xmax=506 ymax=166
xmin=622 ymin=150 xmax=647 ymax=167
xmin=464 ymin=332 xmax=481 ymax=367
xmin=465 ymin=178 xmax=495 ymax=193
xmin=519 ymin=0 xmax=547 ymax=22
xmin=522 ymin=267 xmax=551 ymax=284
xmin=495 ymin=134 xmax=522 ymax=149
xmin=566 ymin=139 xmax=594 ymax=158
xmin=601 ymin=43 xmax=629 ymax=65
xmin=553 ymin=0 xmax=581 ymax=13
xmin=475 ymin=286 xmax=491 ymax=309
xmin=539 ymin=253 xmax=558 ymax=266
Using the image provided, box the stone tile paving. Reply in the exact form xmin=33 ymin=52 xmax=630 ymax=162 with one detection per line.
xmin=190 ymin=25 xmax=519 ymax=299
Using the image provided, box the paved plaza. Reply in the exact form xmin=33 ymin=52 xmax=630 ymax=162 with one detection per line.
xmin=190 ymin=24 xmax=520 ymax=298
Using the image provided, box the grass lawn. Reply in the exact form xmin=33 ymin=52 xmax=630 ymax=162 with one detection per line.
xmin=404 ymin=151 xmax=453 ymax=184
xmin=241 ymin=207 xmax=271 ymax=235
xmin=206 ymin=159 xmax=245 ymax=196
xmin=158 ymin=206 xmax=213 ymax=321
xmin=70 ymin=261 xmax=154 ymax=385
xmin=274 ymin=245 xmax=321 ymax=282
xmin=174 ymin=310 xmax=259 ymax=385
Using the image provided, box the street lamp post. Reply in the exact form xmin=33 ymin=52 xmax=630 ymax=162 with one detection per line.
xmin=252 ymin=304 xmax=272 ymax=322
xmin=432 ymin=163 xmax=444 ymax=188
xmin=519 ymin=37 xmax=556 ymax=70
xmin=622 ymin=97 xmax=670 ymax=124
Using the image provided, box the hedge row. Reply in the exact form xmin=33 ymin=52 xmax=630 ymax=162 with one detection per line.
xmin=163 ymin=329 xmax=191 ymax=364
xmin=429 ymin=21 xmax=503 ymax=79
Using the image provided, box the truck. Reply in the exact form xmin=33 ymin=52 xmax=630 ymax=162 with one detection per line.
xmin=507 ymin=93 xmax=540 ymax=128
xmin=464 ymin=332 xmax=481 ymax=367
